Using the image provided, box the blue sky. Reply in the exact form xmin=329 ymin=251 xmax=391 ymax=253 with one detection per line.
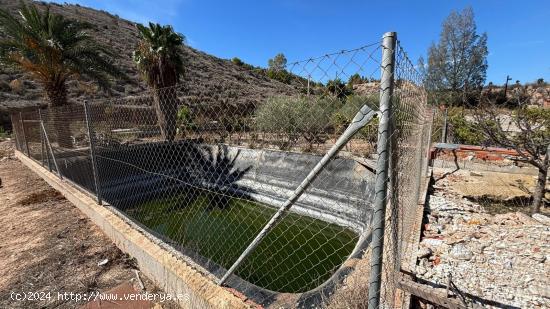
xmin=49 ymin=0 xmax=549 ymax=84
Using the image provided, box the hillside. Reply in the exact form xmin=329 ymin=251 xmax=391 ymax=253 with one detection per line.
xmin=0 ymin=0 xmax=298 ymax=113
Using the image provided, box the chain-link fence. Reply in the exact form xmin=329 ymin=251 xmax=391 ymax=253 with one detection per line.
xmin=12 ymin=33 xmax=431 ymax=308
xmin=367 ymin=36 xmax=431 ymax=309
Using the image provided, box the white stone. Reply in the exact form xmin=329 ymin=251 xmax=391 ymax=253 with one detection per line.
xmin=450 ymin=244 xmax=474 ymax=260
xmin=532 ymin=213 xmax=550 ymax=226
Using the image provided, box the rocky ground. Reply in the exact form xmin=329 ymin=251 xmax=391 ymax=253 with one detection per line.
xmin=416 ymin=169 xmax=549 ymax=308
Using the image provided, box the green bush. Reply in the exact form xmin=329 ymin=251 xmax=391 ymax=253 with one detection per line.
xmin=266 ymin=69 xmax=292 ymax=84
xmin=331 ymin=95 xmax=379 ymax=147
xmin=514 ymin=107 xmax=550 ymax=146
xmin=447 ymin=107 xmax=485 ymax=145
xmin=255 ymin=96 xmax=339 ymax=149
xmin=176 ymin=105 xmax=195 ymax=135
xmin=231 ymin=57 xmax=244 ymax=66
xmin=0 ymin=126 xmax=7 ymax=139
xmin=326 ymin=78 xmax=352 ymax=98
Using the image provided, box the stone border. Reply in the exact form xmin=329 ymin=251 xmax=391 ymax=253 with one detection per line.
xmin=15 ymin=150 xmax=253 ymax=309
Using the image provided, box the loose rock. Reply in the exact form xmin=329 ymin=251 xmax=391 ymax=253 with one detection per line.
xmin=415 ymin=170 xmax=550 ymax=308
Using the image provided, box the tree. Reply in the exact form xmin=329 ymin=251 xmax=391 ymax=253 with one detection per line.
xmin=133 ymin=22 xmax=185 ymax=141
xmin=268 ymin=53 xmax=287 ymax=72
xmin=474 ymin=92 xmax=549 ymax=213
xmin=0 ymin=2 xmax=124 ymax=147
xmin=266 ymin=53 xmax=291 ymax=84
xmin=255 ymin=96 xmax=338 ymax=150
xmin=326 ymin=78 xmax=352 ymax=99
xmin=347 ymin=73 xmax=367 ymax=88
xmin=424 ymin=7 xmax=488 ymax=105
xmin=231 ymin=57 xmax=244 ymax=66
xmin=331 ymin=95 xmax=379 ymax=149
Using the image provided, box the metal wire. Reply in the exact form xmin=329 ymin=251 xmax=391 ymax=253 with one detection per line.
xmin=13 ymin=38 xmax=431 ymax=308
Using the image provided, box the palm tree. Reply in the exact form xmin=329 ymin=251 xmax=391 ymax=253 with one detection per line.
xmin=0 ymin=2 xmax=125 ymax=148
xmin=133 ymin=22 xmax=185 ymax=142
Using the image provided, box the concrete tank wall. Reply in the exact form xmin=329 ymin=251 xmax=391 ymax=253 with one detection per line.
xmin=55 ymin=142 xmax=375 ymax=231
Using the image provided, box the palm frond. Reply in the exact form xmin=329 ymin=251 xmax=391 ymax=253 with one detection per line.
xmin=134 ymin=22 xmax=186 ymax=87
xmin=0 ymin=2 xmax=125 ymax=99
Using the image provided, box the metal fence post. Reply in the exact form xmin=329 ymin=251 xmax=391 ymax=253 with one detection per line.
xmin=426 ymin=108 xmax=435 ymax=176
xmin=10 ymin=114 xmax=20 ymax=151
xmin=414 ymin=109 xmax=429 ymax=205
xmin=39 ymin=118 xmax=45 ymax=166
xmin=19 ymin=112 xmax=30 ymax=157
xmin=38 ymin=109 xmax=52 ymax=171
xmin=441 ymin=107 xmax=448 ymax=143
xmin=368 ymin=31 xmax=396 ymax=309
xmin=84 ymin=101 xmax=103 ymax=205
xmin=40 ymin=118 xmax=62 ymax=179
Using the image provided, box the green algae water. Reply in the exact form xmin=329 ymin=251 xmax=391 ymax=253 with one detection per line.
xmin=126 ymin=192 xmax=357 ymax=293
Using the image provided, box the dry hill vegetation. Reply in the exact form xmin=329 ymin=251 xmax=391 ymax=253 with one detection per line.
xmin=0 ymin=0 xmax=298 ymax=113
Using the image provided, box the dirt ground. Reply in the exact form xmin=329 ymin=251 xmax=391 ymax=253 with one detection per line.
xmin=0 ymin=140 xmax=179 ymax=309
xmin=435 ymin=166 xmax=550 ymax=214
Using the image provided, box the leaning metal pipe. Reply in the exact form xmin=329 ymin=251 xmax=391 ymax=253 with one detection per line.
xmin=218 ymin=104 xmax=377 ymax=286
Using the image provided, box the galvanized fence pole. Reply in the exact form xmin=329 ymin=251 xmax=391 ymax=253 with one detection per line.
xmin=10 ymin=114 xmax=20 ymax=151
xmin=40 ymin=118 xmax=62 ymax=179
xmin=19 ymin=112 xmax=30 ymax=157
xmin=414 ymin=109 xmax=429 ymax=208
xmin=368 ymin=31 xmax=396 ymax=309
xmin=38 ymin=109 xmax=52 ymax=171
xmin=425 ymin=108 xmax=435 ymax=176
xmin=441 ymin=107 xmax=448 ymax=143
xmin=39 ymin=118 xmax=45 ymax=166
xmin=84 ymin=101 xmax=103 ymax=205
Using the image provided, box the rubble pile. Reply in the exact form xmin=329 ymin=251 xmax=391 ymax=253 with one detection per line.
xmin=416 ymin=173 xmax=550 ymax=308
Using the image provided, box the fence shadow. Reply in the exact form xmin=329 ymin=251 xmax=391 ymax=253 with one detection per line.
xmin=95 ymin=140 xmax=255 ymax=210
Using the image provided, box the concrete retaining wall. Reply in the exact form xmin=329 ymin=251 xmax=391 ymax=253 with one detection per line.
xmin=95 ymin=143 xmax=375 ymax=231
xmin=28 ymin=142 xmax=376 ymax=307
xmin=16 ymin=151 xmax=253 ymax=309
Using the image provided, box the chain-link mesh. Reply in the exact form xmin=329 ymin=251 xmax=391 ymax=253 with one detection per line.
xmin=378 ymin=41 xmax=430 ymax=308
xmin=11 ymin=37 xmax=432 ymax=308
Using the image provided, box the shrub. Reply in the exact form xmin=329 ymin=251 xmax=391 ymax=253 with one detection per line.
xmin=217 ymin=101 xmax=252 ymax=142
xmin=255 ymin=96 xmax=339 ymax=149
xmin=267 ymin=53 xmax=287 ymax=71
xmin=448 ymin=107 xmax=485 ymax=145
xmin=0 ymin=126 xmax=7 ymax=139
xmin=483 ymin=89 xmax=508 ymax=105
xmin=326 ymin=78 xmax=352 ymax=98
xmin=347 ymin=73 xmax=368 ymax=88
xmin=332 ymin=95 xmax=379 ymax=148
xmin=231 ymin=57 xmax=244 ymax=66
xmin=176 ymin=105 xmax=195 ymax=135
xmin=266 ymin=69 xmax=292 ymax=84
